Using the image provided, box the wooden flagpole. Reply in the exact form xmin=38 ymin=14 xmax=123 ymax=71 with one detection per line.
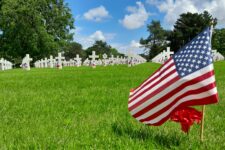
xmin=200 ymin=105 xmax=205 ymax=142
xmin=200 ymin=21 xmax=214 ymax=142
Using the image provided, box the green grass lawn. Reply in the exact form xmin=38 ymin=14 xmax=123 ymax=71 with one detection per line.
xmin=0 ymin=62 xmax=224 ymax=149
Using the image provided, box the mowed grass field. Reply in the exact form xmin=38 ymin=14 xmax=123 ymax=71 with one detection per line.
xmin=0 ymin=62 xmax=224 ymax=149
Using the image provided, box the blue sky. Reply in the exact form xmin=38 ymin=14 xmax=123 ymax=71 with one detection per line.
xmin=65 ymin=0 xmax=225 ymax=54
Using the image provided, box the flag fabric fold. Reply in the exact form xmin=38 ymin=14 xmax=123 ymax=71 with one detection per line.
xmin=128 ymin=27 xmax=218 ymax=128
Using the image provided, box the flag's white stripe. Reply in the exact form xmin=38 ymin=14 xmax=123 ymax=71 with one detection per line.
xmin=129 ymin=65 xmax=176 ymax=100
xmin=143 ymin=87 xmax=217 ymax=124
xmin=129 ymin=64 xmax=214 ymax=114
xmin=129 ymin=72 xmax=179 ymax=107
xmin=136 ymin=75 xmax=215 ymax=120
xmin=182 ymin=64 xmax=214 ymax=81
xmin=132 ymin=59 xmax=173 ymax=95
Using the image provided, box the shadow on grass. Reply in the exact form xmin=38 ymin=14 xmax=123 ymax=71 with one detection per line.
xmin=112 ymin=121 xmax=183 ymax=148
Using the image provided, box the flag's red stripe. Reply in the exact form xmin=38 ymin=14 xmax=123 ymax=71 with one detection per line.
xmin=131 ymin=58 xmax=171 ymax=91
xmin=128 ymin=75 xmax=180 ymax=111
xmin=130 ymin=59 xmax=173 ymax=97
xmin=129 ymin=68 xmax=177 ymax=104
xmin=149 ymin=94 xmax=218 ymax=126
xmin=139 ymin=81 xmax=216 ymax=122
xmin=129 ymin=66 xmax=176 ymax=104
xmin=132 ymin=58 xmax=172 ymax=93
xmin=130 ymin=62 xmax=174 ymax=99
xmin=132 ymin=71 xmax=214 ymax=118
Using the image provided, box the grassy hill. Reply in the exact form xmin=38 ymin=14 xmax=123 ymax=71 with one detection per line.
xmin=0 ymin=62 xmax=224 ymax=149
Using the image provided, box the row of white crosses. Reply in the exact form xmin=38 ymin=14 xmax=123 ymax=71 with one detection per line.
xmin=151 ymin=47 xmax=174 ymax=64
xmin=87 ymin=51 xmax=131 ymax=67
xmin=211 ymin=50 xmax=224 ymax=61
xmin=34 ymin=53 xmax=83 ymax=69
xmin=34 ymin=53 xmax=81 ymax=69
xmin=126 ymin=50 xmax=147 ymax=67
xmin=34 ymin=50 xmax=146 ymax=69
xmin=34 ymin=55 xmax=56 ymax=69
xmin=0 ymin=58 xmax=13 ymax=70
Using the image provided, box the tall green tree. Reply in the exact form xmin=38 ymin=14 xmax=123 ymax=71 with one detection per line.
xmin=64 ymin=42 xmax=86 ymax=60
xmin=140 ymin=20 xmax=168 ymax=60
xmin=169 ymin=11 xmax=217 ymax=52
xmin=85 ymin=40 xmax=122 ymax=58
xmin=212 ymin=28 xmax=225 ymax=56
xmin=0 ymin=0 xmax=74 ymax=63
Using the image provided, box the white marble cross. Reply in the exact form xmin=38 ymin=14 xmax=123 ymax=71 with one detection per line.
xmin=56 ymin=53 xmax=65 ymax=69
xmin=165 ymin=47 xmax=174 ymax=61
xmin=21 ymin=54 xmax=33 ymax=70
xmin=0 ymin=58 xmax=5 ymax=70
xmin=89 ymin=51 xmax=99 ymax=68
xmin=103 ymin=53 xmax=107 ymax=59
xmin=110 ymin=55 xmax=114 ymax=66
xmin=5 ymin=60 xmax=13 ymax=70
xmin=44 ymin=57 xmax=48 ymax=68
xmin=49 ymin=55 xmax=54 ymax=68
xmin=40 ymin=59 xmax=44 ymax=68
xmin=68 ymin=59 xmax=73 ymax=66
xmin=34 ymin=60 xmax=40 ymax=68
xmin=103 ymin=53 xmax=108 ymax=66
xmin=63 ymin=60 xmax=69 ymax=67
xmin=152 ymin=47 xmax=173 ymax=64
xmin=97 ymin=59 xmax=103 ymax=66
xmin=83 ymin=58 xmax=90 ymax=66
xmin=116 ymin=56 xmax=120 ymax=65
xmin=74 ymin=54 xmax=82 ymax=67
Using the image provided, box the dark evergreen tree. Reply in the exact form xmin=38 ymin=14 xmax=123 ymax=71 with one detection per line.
xmin=140 ymin=20 xmax=168 ymax=60
xmin=169 ymin=11 xmax=217 ymax=52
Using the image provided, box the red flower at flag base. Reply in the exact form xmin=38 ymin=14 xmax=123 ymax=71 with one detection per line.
xmin=170 ymin=107 xmax=202 ymax=133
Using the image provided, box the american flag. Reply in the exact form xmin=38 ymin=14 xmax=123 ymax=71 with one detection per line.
xmin=128 ymin=27 xmax=219 ymax=126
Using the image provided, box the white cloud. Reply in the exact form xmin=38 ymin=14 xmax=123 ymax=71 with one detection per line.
xmin=111 ymin=40 xmax=144 ymax=54
xmin=120 ymin=1 xmax=150 ymax=29
xmin=157 ymin=0 xmax=198 ymax=27
xmin=75 ymin=14 xmax=81 ymax=20
xmin=104 ymin=33 xmax=117 ymax=41
xmin=146 ymin=0 xmax=160 ymax=5
xmin=130 ymin=40 xmax=142 ymax=48
xmin=84 ymin=6 xmax=109 ymax=22
xmin=205 ymin=0 xmax=225 ymax=27
xmin=74 ymin=30 xmax=116 ymax=49
xmin=89 ymin=30 xmax=106 ymax=41
xmin=148 ymin=0 xmax=225 ymax=28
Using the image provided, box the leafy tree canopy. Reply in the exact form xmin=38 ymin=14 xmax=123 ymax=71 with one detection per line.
xmin=0 ymin=0 xmax=74 ymax=64
xmin=85 ymin=40 xmax=123 ymax=58
xmin=63 ymin=42 xmax=86 ymax=60
xmin=212 ymin=28 xmax=225 ymax=56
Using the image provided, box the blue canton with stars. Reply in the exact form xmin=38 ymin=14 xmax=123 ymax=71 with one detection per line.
xmin=173 ymin=27 xmax=213 ymax=77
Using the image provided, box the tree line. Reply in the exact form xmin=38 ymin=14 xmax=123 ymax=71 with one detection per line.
xmin=0 ymin=1 xmax=224 ymax=64
xmin=63 ymin=40 xmax=124 ymax=61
